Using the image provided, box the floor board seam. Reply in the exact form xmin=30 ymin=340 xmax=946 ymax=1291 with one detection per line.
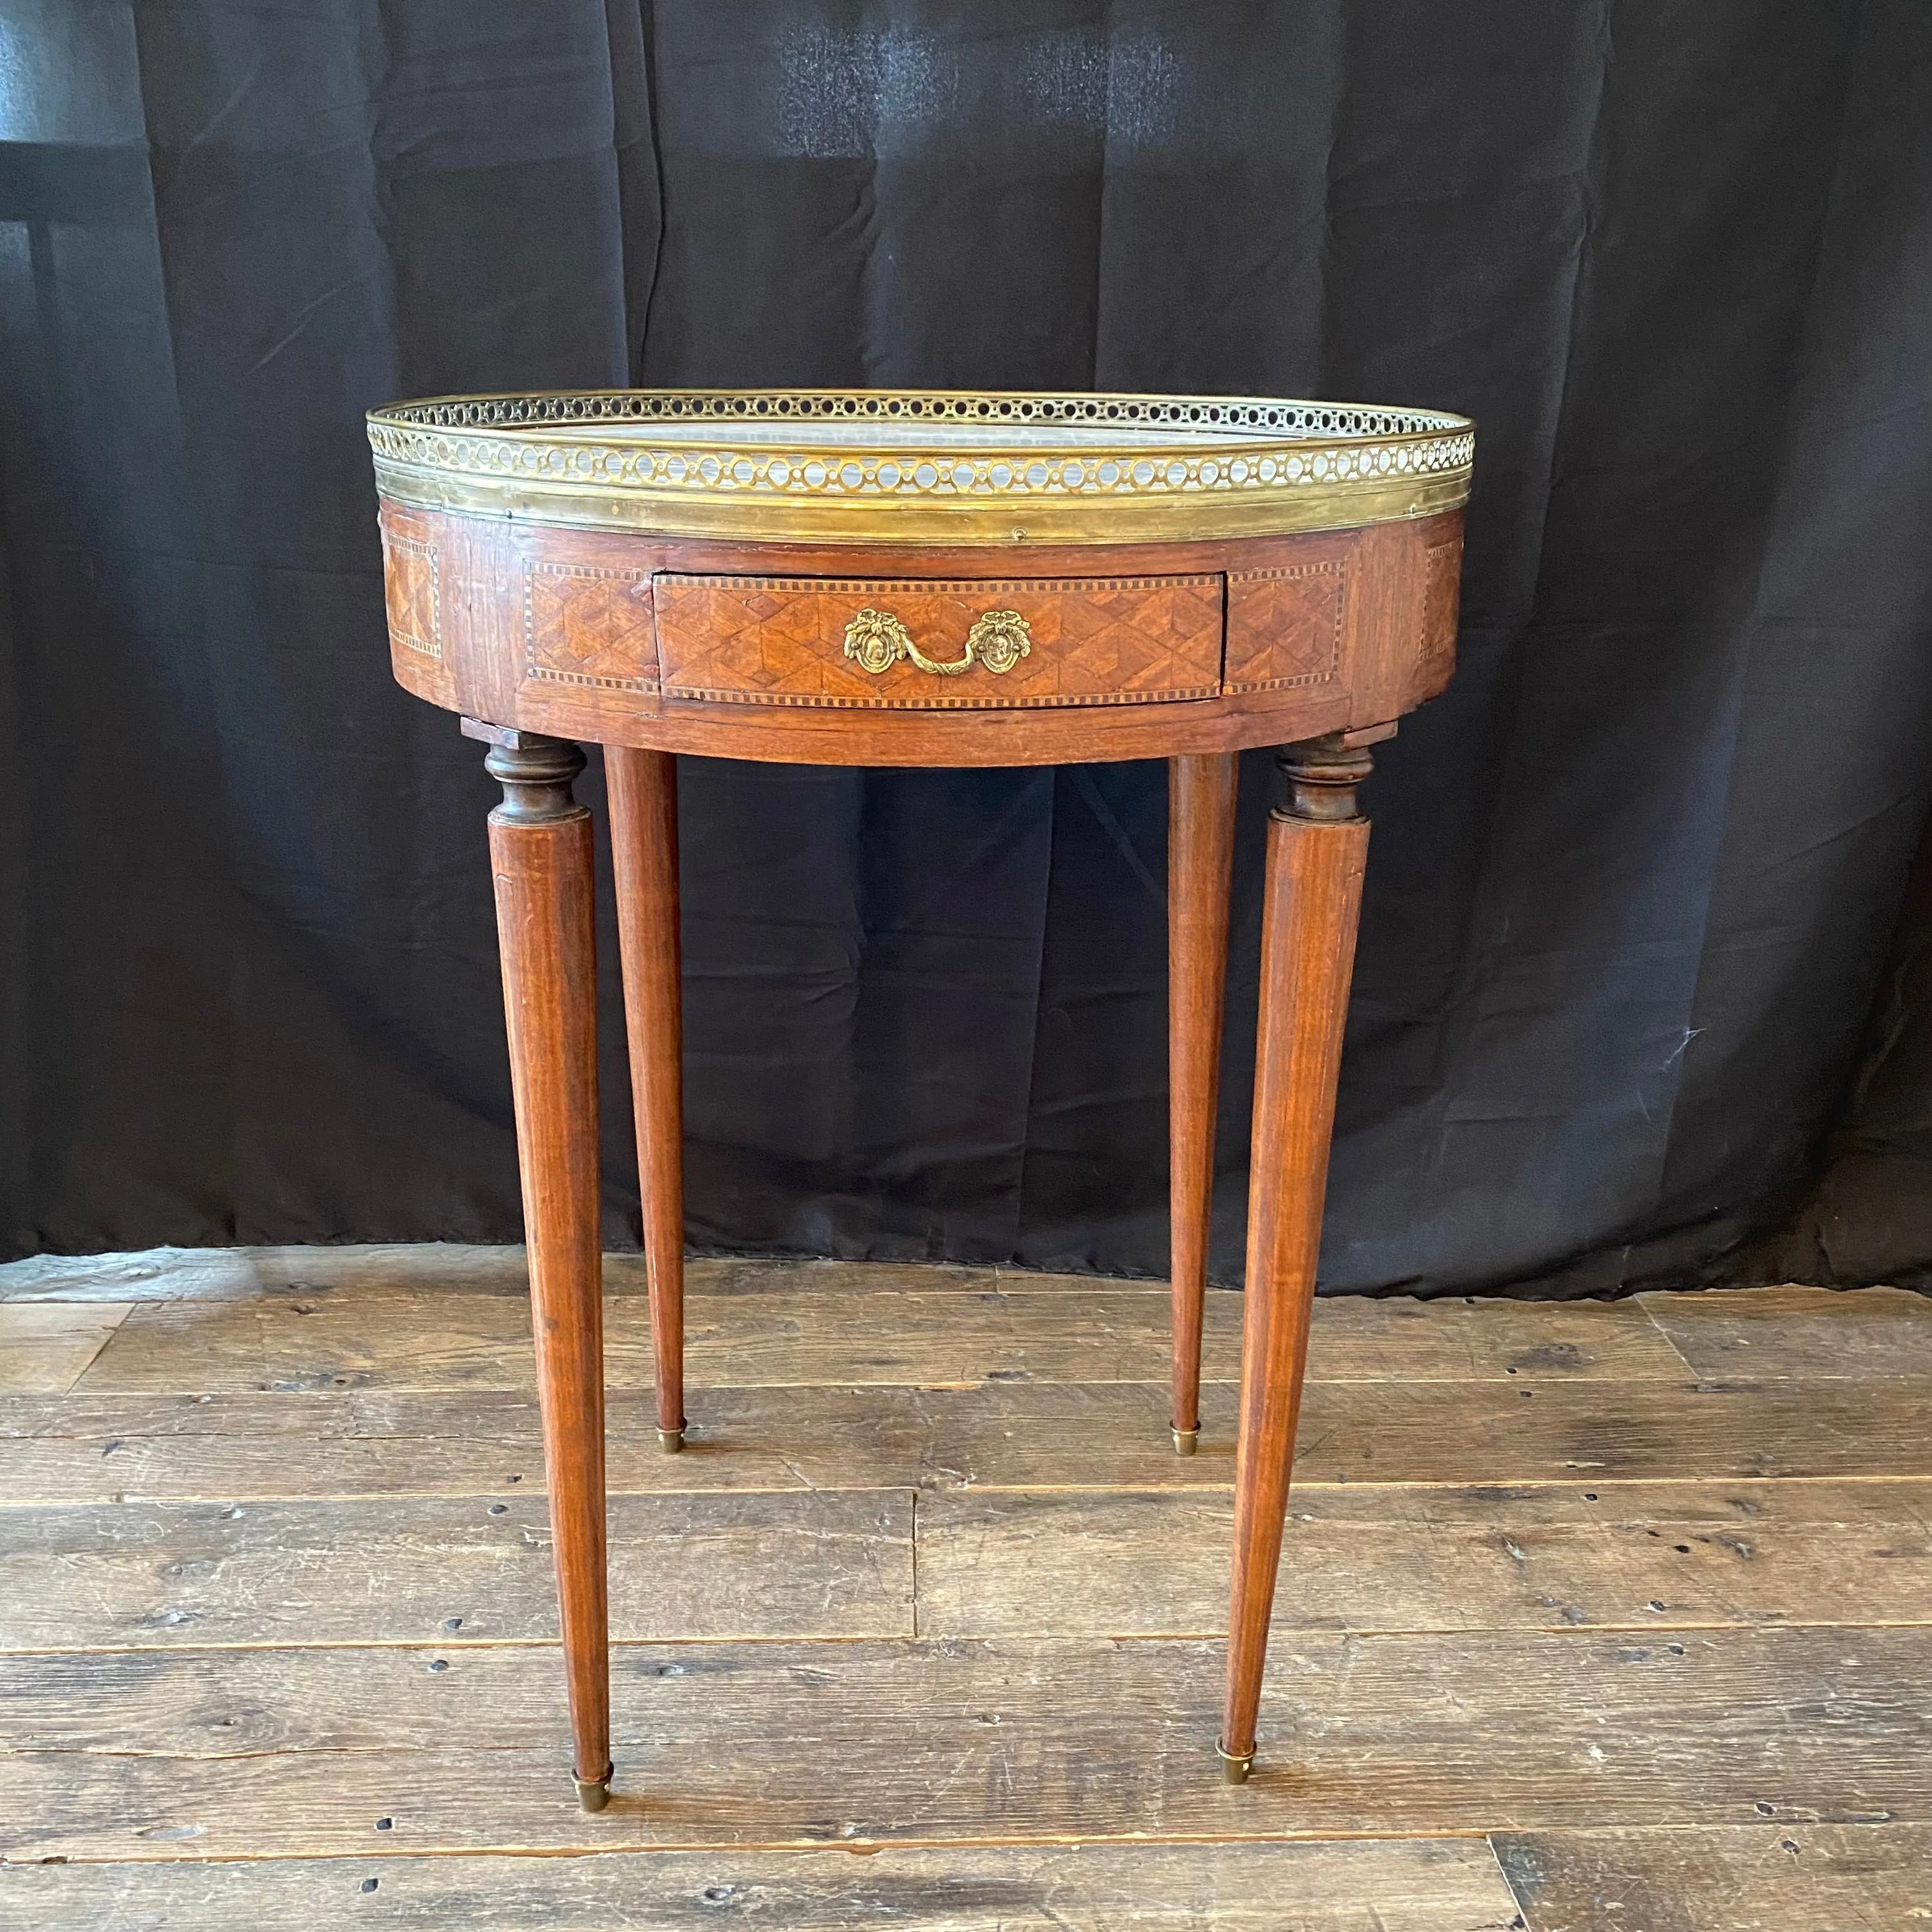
xmin=1482 ymin=1830 xmax=1533 ymax=1929
xmin=8 ymin=1472 xmax=1932 ymax=1504
xmin=0 ymin=1825 xmax=1515 ymax=1866
xmin=6 ymin=1616 xmax=1930 ymax=1660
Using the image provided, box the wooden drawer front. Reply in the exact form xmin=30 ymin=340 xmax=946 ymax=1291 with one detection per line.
xmin=654 ymin=574 xmax=1224 ymax=710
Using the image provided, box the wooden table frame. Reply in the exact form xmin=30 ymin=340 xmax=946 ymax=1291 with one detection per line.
xmin=473 ymin=720 xmax=1378 ymax=1809
xmin=371 ymin=385 xmax=1469 ymax=1811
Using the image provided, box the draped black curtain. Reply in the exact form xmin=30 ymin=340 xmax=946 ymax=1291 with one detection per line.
xmin=1 ymin=1 xmax=1928 ymax=1295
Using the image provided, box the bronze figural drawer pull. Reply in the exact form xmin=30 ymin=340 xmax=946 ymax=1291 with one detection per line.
xmin=845 ymin=606 xmax=1032 ymax=677
xmin=648 ymin=573 xmax=1228 ymax=711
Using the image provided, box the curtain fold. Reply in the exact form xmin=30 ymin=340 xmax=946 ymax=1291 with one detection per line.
xmin=0 ymin=0 xmax=1926 ymax=1296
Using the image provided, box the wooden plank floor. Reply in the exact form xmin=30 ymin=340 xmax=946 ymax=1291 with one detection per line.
xmin=1 ymin=1253 xmax=1929 ymax=1929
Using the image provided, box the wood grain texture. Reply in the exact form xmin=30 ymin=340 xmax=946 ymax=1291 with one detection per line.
xmin=1168 ymin=753 xmax=1239 ymax=1438
xmin=912 ymin=1479 xmax=1932 ymax=1637
xmin=1492 ymin=1823 xmax=1932 ymax=1931
xmin=1223 ymin=546 xmax=1350 ymax=694
xmin=1347 ymin=517 xmax=1448 ymax=725
xmin=484 ymin=736 xmax=610 ymax=1790
xmin=1415 ymin=533 xmax=1462 ymax=698
xmin=0 ymin=1837 xmax=1526 ymax=1931
xmin=4 ymin=1626 xmax=1926 ymax=1860
xmin=523 ymin=559 xmax=658 ymax=693
xmin=390 ymin=507 xmax=1464 ymax=762
xmin=0 ymin=1303 xmax=132 ymax=1393
xmin=70 ymin=1285 xmax=1245 ymax=1393
xmin=0 ymin=1491 xmax=911 ymax=1650
xmin=0 ymin=1383 xmax=1248 ymax=1507
xmin=19 ymin=1476 xmax=1919 ymax=1655
xmin=1225 ymin=763 xmax=1370 ymax=1763
xmin=66 ymin=1280 xmax=1689 ymax=1397
xmin=606 ymin=746 xmax=688 ymax=1439
xmin=381 ymin=529 xmax=439 ymax=659
xmin=14 ymin=1372 xmax=1932 ymax=1504
xmin=377 ymin=502 xmax=456 ymax=709
xmin=0 ymin=1259 xmax=1922 ymax=1925
xmin=1296 ymin=1285 xmax=1691 ymax=1383
xmin=654 ymin=573 xmax=1224 ymax=709
xmin=0 ymin=1246 xmax=998 ymax=1303
xmin=522 ymin=680 xmax=1358 ymax=765
xmin=1639 ymin=1282 xmax=1932 ymax=1381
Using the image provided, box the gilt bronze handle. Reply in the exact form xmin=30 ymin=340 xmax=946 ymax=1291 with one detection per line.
xmin=843 ymin=607 xmax=1032 ymax=678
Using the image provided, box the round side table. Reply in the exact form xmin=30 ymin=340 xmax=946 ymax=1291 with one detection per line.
xmin=368 ymin=388 xmax=1475 ymax=1809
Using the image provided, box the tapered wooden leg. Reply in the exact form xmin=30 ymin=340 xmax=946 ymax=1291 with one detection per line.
xmin=605 ymin=746 xmax=687 ymax=1452
xmin=1222 ymin=734 xmax=1373 ymax=1783
xmin=1168 ymin=751 xmax=1238 ymax=1453
xmin=471 ymin=720 xmax=611 ymax=1813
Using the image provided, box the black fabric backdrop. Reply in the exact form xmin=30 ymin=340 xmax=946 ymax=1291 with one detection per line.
xmin=1 ymin=1 xmax=1928 ymax=1294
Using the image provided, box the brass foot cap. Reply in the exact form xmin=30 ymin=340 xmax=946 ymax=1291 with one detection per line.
xmin=1171 ymin=1425 xmax=1200 ymax=1457
xmin=574 ymin=1763 xmax=614 ymax=1813
xmin=657 ymin=1426 xmax=686 ymax=1455
xmin=1216 ymin=1739 xmax=1254 ymax=1785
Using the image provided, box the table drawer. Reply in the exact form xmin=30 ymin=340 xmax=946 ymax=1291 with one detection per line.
xmin=654 ymin=573 xmax=1224 ymax=710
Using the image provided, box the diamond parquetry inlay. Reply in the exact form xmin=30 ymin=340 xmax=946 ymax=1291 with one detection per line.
xmin=654 ymin=576 xmax=1223 ymax=710
xmin=524 ymin=562 xmax=657 ymax=692
xmin=383 ymin=535 xmax=440 ymax=659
